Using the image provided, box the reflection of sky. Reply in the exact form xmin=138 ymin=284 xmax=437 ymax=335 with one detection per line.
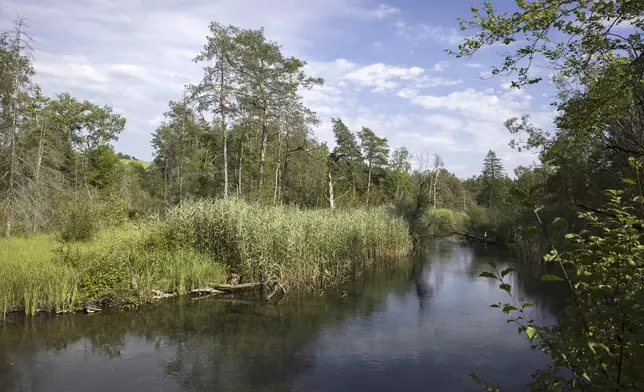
xmin=295 ymin=242 xmax=555 ymax=391
xmin=1 ymin=241 xmax=560 ymax=392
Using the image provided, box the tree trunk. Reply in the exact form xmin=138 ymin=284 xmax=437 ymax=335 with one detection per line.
xmin=273 ymin=125 xmax=282 ymax=205
xmin=5 ymin=132 xmax=15 ymax=237
xmin=366 ymin=162 xmax=372 ymax=205
xmin=32 ymin=120 xmax=46 ymax=232
xmin=432 ymin=168 xmax=440 ymax=210
xmin=258 ymin=100 xmax=268 ymax=191
xmin=327 ymin=161 xmax=335 ymax=210
xmin=237 ymin=129 xmax=244 ymax=197
xmin=220 ymin=60 xmax=229 ymax=198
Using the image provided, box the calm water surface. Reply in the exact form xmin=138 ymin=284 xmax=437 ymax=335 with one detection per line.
xmin=0 ymin=241 xmax=564 ymax=392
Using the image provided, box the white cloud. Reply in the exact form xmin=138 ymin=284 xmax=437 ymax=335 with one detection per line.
xmin=465 ymin=63 xmax=483 ymax=68
xmin=397 ymin=88 xmax=418 ymax=98
xmin=395 ymin=21 xmax=466 ymax=45
xmin=369 ymin=4 xmax=401 ymax=19
xmin=432 ymin=62 xmax=448 ymax=72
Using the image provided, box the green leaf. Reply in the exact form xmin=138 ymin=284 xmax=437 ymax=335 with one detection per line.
xmin=550 ymin=217 xmax=565 ymax=228
xmin=501 ymin=268 xmax=514 ymax=278
xmin=500 ymin=283 xmax=512 ymax=294
xmin=541 ymin=274 xmax=565 ymax=282
xmin=582 ymin=373 xmax=591 ymax=382
xmin=490 ymin=304 xmax=500 ymax=308
xmin=502 ymin=304 xmax=518 ymax=313
xmin=522 ymin=303 xmax=535 ymax=309
xmin=526 ymin=326 xmax=536 ymax=340
xmin=622 ymin=178 xmax=636 ymax=185
xmin=479 ymin=271 xmax=497 ymax=279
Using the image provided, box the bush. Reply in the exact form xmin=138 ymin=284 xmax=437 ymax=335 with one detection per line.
xmin=58 ymin=197 xmax=127 ymax=242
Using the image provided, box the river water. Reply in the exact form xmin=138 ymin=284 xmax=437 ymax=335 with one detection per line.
xmin=0 ymin=240 xmax=564 ymax=392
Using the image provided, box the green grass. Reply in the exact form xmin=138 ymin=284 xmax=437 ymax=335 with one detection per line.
xmin=0 ymin=224 xmax=227 ymax=316
xmin=120 ymin=158 xmax=151 ymax=169
xmin=166 ymin=199 xmax=412 ymax=290
xmin=0 ymin=200 xmax=411 ymax=315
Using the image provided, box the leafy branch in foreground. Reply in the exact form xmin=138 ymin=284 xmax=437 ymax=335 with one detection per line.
xmin=476 ymin=176 xmax=644 ymax=391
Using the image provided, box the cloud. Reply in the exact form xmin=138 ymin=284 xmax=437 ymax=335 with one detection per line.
xmin=395 ymin=21 xmax=466 ymax=45
xmin=369 ymin=4 xmax=401 ymax=19
xmin=464 ymin=63 xmax=483 ymax=68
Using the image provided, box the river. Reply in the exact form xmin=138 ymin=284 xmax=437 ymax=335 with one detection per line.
xmin=0 ymin=240 xmax=564 ymax=392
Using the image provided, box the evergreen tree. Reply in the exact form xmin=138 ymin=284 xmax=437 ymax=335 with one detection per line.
xmin=477 ymin=150 xmax=506 ymax=207
xmin=358 ymin=127 xmax=389 ymax=201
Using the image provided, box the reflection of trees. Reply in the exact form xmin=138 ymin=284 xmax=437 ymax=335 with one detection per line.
xmin=0 ymin=243 xmax=566 ymax=391
xmin=0 ymin=260 xmax=416 ymax=392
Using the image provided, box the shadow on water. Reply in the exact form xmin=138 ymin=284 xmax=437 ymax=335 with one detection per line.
xmin=0 ymin=240 xmax=565 ymax=392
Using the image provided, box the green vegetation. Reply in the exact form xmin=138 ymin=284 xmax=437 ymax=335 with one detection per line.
xmin=166 ymin=199 xmax=411 ymax=290
xmin=452 ymin=0 xmax=644 ymax=390
xmin=0 ymin=198 xmax=409 ymax=315
xmin=0 ymin=224 xmax=228 ymax=316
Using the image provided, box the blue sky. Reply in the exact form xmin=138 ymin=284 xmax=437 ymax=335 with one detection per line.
xmin=1 ymin=0 xmax=558 ymax=178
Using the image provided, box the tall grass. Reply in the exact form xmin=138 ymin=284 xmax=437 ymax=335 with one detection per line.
xmin=166 ymin=199 xmax=411 ymax=290
xmin=0 ymin=225 xmax=227 ymax=316
xmin=0 ymin=235 xmax=78 ymax=316
xmin=1 ymin=199 xmax=411 ymax=315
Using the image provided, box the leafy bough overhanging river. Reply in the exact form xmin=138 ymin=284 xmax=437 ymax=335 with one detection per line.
xmin=0 ymin=240 xmax=564 ymax=392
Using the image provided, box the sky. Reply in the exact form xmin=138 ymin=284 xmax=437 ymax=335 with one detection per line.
xmin=0 ymin=0 xmax=559 ymax=178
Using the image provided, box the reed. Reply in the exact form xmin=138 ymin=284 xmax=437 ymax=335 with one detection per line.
xmin=166 ymin=199 xmax=412 ymax=290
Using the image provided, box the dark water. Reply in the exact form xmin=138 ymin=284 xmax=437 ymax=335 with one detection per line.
xmin=0 ymin=241 xmax=564 ymax=392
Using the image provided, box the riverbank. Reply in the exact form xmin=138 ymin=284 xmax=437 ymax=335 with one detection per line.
xmin=0 ymin=199 xmax=411 ymax=316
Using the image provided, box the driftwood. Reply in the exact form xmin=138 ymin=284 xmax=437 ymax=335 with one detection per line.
xmin=151 ymin=290 xmax=177 ymax=299
xmin=190 ymin=288 xmax=224 ymax=295
xmin=84 ymin=306 xmax=102 ymax=314
xmin=210 ymin=282 xmax=262 ymax=293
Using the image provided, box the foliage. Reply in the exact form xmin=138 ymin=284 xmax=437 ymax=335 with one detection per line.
xmin=478 ymin=182 xmax=644 ymax=391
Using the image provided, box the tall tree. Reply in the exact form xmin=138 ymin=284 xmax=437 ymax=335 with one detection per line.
xmin=477 ymin=150 xmax=506 ymax=207
xmin=233 ymin=27 xmax=322 ymax=193
xmin=330 ymin=118 xmax=362 ymax=200
xmin=390 ymin=147 xmax=412 ymax=200
xmin=358 ymin=127 xmax=389 ymax=202
xmin=192 ymin=23 xmax=241 ymax=198
xmin=0 ymin=18 xmax=36 ymax=236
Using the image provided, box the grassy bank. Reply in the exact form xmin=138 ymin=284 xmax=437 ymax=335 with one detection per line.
xmin=0 ymin=199 xmax=411 ymax=315
xmin=0 ymin=225 xmax=227 ymax=316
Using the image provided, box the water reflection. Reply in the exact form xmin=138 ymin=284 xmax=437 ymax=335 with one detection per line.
xmin=0 ymin=240 xmax=564 ymax=392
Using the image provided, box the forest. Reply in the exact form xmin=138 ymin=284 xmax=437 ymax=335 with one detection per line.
xmin=1 ymin=0 xmax=644 ymax=389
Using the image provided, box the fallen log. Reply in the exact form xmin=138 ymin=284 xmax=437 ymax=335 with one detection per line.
xmin=209 ymin=282 xmax=262 ymax=293
xmin=190 ymin=288 xmax=224 ymax=295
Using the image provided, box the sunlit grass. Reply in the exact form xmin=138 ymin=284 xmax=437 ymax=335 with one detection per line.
xmin=167 ymin=199 xmax=412 ymax=290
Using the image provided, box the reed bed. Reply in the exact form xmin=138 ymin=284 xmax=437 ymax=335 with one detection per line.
xmin=166 ymin=199 xmax=412 ymax=290
xmin=1 ymin=200 xmax=411 ymax=315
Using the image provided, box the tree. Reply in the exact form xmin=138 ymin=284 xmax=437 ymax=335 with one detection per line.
xmin=477 ymin=150 xmax=506 ymax=207
xmin=452 ymin=0 xmax=643 ymax=89
xmin=192 ymin=23 xmax=241 ymax=198
xmin=330 ymin=118 xmax=362 ymax=202
xmin=389 ymin=147 xmax=412 ymax=201
xmin=358 ymin=127 xmax=389 ymax=202
xmin=233 ymin=27 xmax=322 ymax=193
xmin=430 ymin=154 xmax=444 ymax=210
xmin=0 ymin=18 xmax=37 ymax=236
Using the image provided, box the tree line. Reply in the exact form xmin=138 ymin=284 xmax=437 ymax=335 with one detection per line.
xmin=1 ymin=17 xmax=509 ymax=238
